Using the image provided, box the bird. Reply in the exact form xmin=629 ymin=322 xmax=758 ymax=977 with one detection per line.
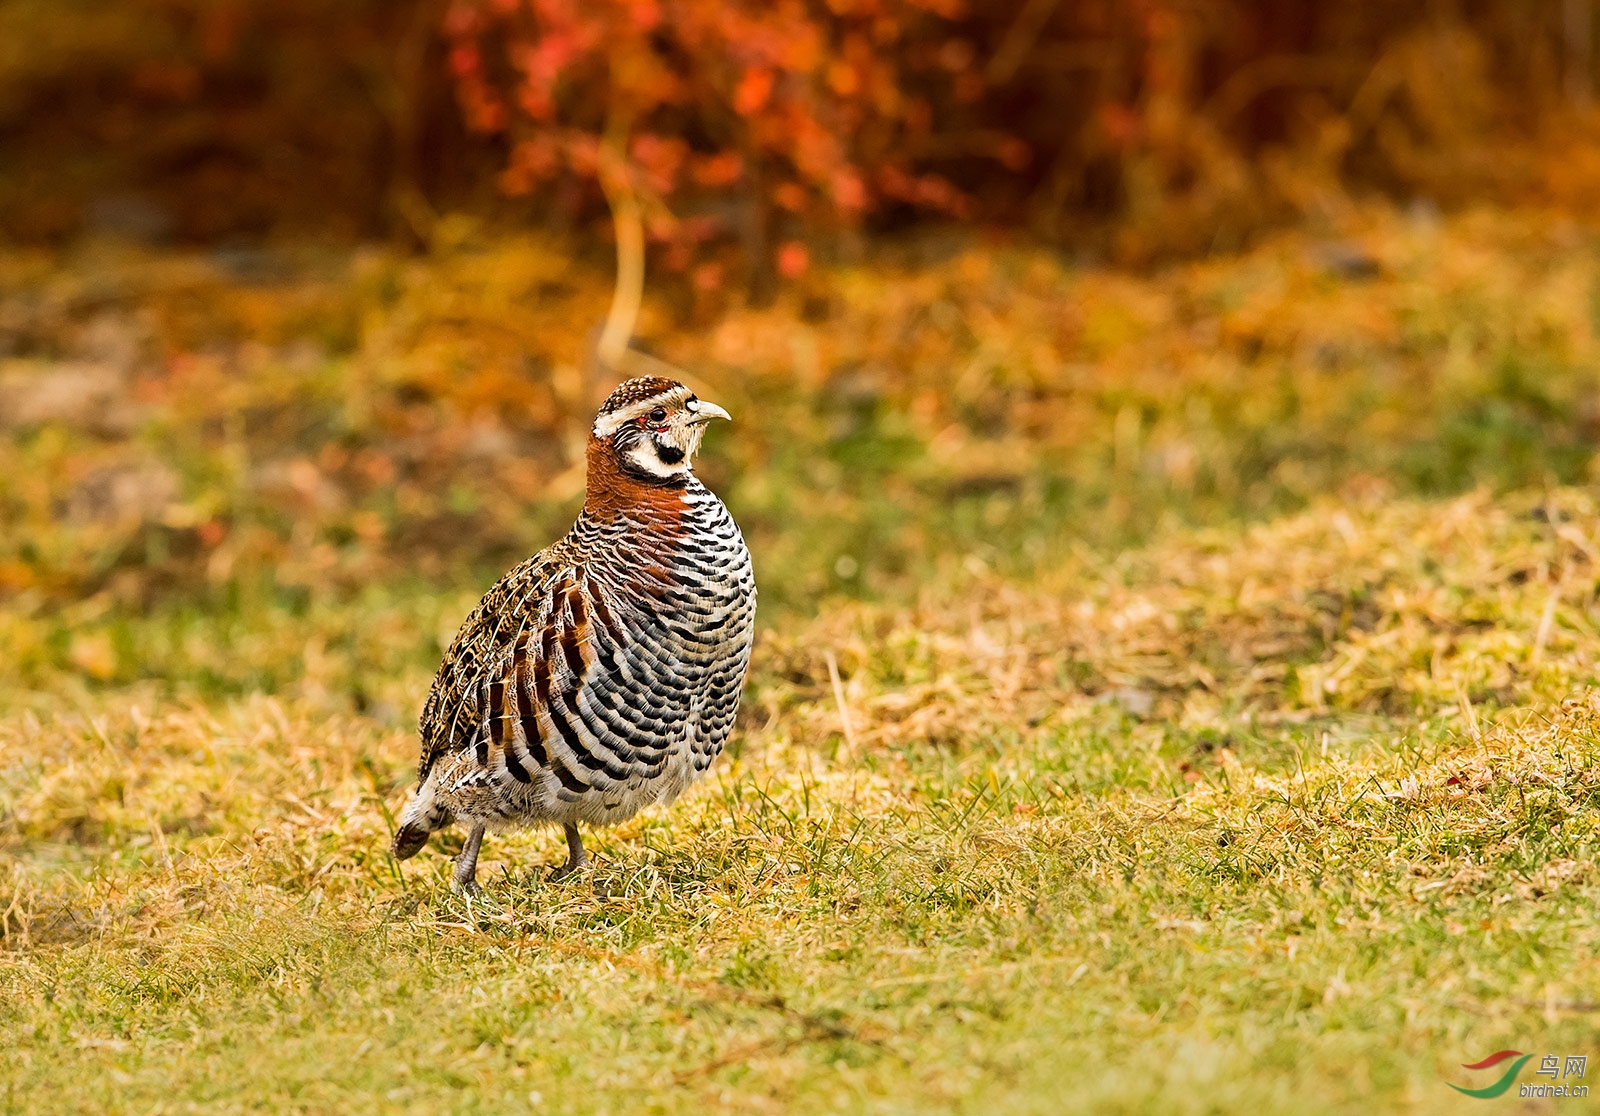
xmin=391 ymin=377 xmax=756 ymax=891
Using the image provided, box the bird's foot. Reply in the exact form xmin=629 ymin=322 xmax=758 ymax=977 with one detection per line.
xmin=551 ymin=822 xmax=588 ymax=881
xmin=451 ymin=822 xmax=486 ymax=895
xmin=550 ymin=853 xmax=589 ymax=882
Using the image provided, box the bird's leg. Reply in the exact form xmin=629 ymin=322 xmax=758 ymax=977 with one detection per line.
xmin=552 ymin=822 xmax=588 ymax=880
xmin=452 ymin=823 xmax=486 ymax=893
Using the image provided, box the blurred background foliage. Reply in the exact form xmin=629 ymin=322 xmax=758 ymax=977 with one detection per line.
xmin=3 ymin=0 xmax=1600 ymax=708
xmin=4 ymin=210 xmax=1599 ymax=710
xmin=6 ymin=0 xmax=1600 ymax=259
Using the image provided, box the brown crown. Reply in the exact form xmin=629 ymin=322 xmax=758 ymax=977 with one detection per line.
xmin=597 ymin=377 xmax=682 ymax=415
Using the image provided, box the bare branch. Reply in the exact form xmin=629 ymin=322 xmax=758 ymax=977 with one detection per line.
xmin=594 ymin=117 xmax=691 ymax=387
xmin=596 ymin=122 xmax=645 ymax=373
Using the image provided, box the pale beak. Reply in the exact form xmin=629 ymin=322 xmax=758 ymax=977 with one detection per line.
xmin=690 ymin=400 xmax=732 ymax=424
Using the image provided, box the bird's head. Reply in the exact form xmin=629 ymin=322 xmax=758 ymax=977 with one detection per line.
xmin=589 ymin=377 xmax=731 ymax=486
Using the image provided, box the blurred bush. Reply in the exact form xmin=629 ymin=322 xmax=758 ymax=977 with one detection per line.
xmin=0 ymin=0 xmax=471 ymax=244
xmin=6 ymin=1 xmax=1600 ymax=263
xmin=446 ymin=0 xmax=1592 ymax=270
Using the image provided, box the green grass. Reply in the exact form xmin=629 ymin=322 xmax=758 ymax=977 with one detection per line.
xmin=6 ymin=206 xmax=1600 ymax=1112
xmin=7 ymin=490 xmax=1600 ymax=1113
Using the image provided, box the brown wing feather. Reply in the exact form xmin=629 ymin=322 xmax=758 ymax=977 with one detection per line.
xmin=416 ymin=549 xmax=567 ymax=782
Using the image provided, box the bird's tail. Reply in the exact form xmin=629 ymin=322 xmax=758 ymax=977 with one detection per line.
xmin=392 ymin=779 xmax=451 ymax=860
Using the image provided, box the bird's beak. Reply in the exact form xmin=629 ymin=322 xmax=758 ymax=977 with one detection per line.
xmin=691 ymin=400 xmax=732 ymax=424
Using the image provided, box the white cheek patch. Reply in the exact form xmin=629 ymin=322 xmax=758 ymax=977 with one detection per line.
xmin=623 ymin=440 xmax=689 ymax=479
xmin=593 ymin=408 xmax=642 ymax=439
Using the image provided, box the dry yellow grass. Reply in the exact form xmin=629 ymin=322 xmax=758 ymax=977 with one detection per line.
xmin=6 ymin=487 xmax=1600 ymax=1113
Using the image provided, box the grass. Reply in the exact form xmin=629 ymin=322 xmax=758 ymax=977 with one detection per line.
xmin=5 ymin=204 xmax=1600 ymax=1112
xmin=7 ymin=490 xmax=1600 ymax=1113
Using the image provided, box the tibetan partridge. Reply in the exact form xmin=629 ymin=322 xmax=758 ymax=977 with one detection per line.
xmin=392 ymin=377 xmax=756 ymax=890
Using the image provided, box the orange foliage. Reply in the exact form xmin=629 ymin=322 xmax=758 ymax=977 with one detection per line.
xmin=443 ymin=0 xmax=1600 ymax=269
xmin=445 ymin=0 xmax=989 ymax=276
xmin=4 ymin=1 xmax=1600 ymax=258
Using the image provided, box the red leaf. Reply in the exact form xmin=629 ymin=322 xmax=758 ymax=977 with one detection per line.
xmin=831 ymin=170 xmax=867 ymax=211
xmin=692 ymin=262 xmax=725 ymax=291
xmin=692 ymin=152 xmax=744 ymax=187
xmin=734 ymin=68 xmax=774 ymax=116
xmin=998 ymin=138 xmax=1031 ymax=171
xmin=777 ymin=241 xmax=810 ymax=278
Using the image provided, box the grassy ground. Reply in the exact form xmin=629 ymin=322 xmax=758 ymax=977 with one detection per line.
xmin=5 ymin=205 xmax=1600 ymax=1112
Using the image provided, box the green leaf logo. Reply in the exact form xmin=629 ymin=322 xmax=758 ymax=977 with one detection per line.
xmin=1449 ymin=1051 xmax=1533 ymax=1099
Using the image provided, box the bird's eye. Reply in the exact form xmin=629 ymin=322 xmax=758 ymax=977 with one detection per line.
xmin=649 ymin=407 xmax=668 ymax=423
